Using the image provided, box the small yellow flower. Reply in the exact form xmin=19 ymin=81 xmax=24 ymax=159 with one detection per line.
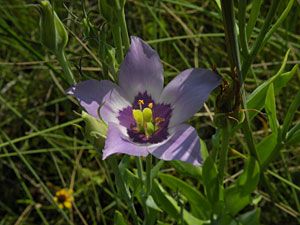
xmin=53 ymin=188 xmax=74 ymax=209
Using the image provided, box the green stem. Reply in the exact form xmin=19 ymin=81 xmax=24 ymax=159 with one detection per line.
xmin=135 ymin=158 xmax=150 ymax=224
xmin=112 ymin=25 xmax=124 ymax=63
xmin=110 ymin=157 xmax=139 ymax=225
xmin=238 ymin=0 xmax=249 ymax=59
xmin=56 ymin=50 xmax=76 ymax=85
xmin=146 ymin=155 xmax=153 ymax=195
xmin=241 ymin=1 xmax=280 ymax=80
xmin=221 ymin=0 xmax=241 ymax=78
xmin=221 ymin=0 xmax=259 ymax=163
xmin=218 ymin=122 xmax=230 ymax=182
xmin=240 ymin=93 xmax=260 ymax=162
xmin=118 ymin=3 xmax=130 ymax=50
xmin=136 ymin=157 xmax=144 ymax=185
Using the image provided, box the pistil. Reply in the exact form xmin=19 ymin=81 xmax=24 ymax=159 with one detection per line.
xmin=132 ymin=100 xmax=161 ymax=138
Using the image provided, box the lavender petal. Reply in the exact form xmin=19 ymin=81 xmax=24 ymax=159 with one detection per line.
xmin=119 ymin=36 xmax=164 ymax=102
xmin=102 ymin=122 xmax=149 ymax=159
xmin=159 ymin=68 xmax=221 ymax=127
xmin=148 ymin=124 xmax=202 ymax=165
xmin=100 ymin=87 xmax=131 ymax=124
xmin=66 ymin=79 xmax=117 ymax=119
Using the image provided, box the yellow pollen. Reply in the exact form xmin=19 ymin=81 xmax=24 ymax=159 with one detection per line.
xmin=138 ymin=99 xmax=144 ymax=110
xmin=148 ymin=103 xmax=153 ymax=108
xmin=155 ymin=117 xmax=165 ymax=125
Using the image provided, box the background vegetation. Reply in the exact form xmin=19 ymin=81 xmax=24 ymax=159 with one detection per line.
xmin=0 ymin=0 xmax=299 ymax=224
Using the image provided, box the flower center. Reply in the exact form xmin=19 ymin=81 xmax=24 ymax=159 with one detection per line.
xmin=57 ymin=194 xmax=67 ymax=203
xmin=118 ymin=92 xmax=172 ymax=144
xmin=132 ymin=100 xmax=165 ymax=138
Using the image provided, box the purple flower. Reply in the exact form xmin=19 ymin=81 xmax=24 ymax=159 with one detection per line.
xmin=67 ymin=37 xmax=221 ymax=165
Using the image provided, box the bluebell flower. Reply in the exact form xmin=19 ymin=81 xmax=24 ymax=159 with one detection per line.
xmin=67 ymin=37 xmax=221 ymax=165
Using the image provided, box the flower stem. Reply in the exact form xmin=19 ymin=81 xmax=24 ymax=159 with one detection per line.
xmin=218 ymin=121 xmax=230 ymax=182
xmin=241 ymin=1 xmax=280 ymax=80
xmin=110 ymin=157 xmax=139 ymax=225
xmin=118 ymin=3 xmax=130 ymax=50
xmin=144 ymin=155 xmax=153 ymax=225
xmin=56 ymin=50 xmax=76 ymax=85
xmin=221 ymin=0 xmax=259 ymax=163
xmin=221 ymin=0 xmax=241 ymax=79
xmin=112 ymin=25 xmax=124 ymax=63
xmin=146 ymin=155 xmax=152 ymax=195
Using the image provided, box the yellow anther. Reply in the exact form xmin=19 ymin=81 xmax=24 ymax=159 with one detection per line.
xmin=148 ymin=103 xmax=153 ymax=109
xmin=155 ymin=117 xmax=165 ymax=125
xmin=138 ymin=99 xmax=144 ymax=110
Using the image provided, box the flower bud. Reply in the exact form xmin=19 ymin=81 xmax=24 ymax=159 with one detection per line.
xmin=82 ymin=112 xmax=107 ymax=149
xmin=39 ymin=1 xmax=68 ymax=53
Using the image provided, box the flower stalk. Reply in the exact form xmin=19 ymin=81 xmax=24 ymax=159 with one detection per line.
xmin=146 ymin=155 xmax=152 ymax=196
xmin=109 ymin=157 xmax=139 ymax=225
xmin=220 ymin=0 xmax=260 ymax=171
xmin=56 ymin=50 xmax=76 ymax=85
xmin=39 ymin=0 xmax=76 ymax=85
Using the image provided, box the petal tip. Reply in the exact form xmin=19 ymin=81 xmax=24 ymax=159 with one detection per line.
xmin=65 ymin=86 xmax=75 ymax=95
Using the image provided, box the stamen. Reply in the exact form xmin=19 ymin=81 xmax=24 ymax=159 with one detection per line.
xmin=148 ymin=102 xmax=153 ymax=108
xmin=138 ymin=99 xmax=144 ymax=110
xmin=155 ymin=117 xmax=165 ymax=125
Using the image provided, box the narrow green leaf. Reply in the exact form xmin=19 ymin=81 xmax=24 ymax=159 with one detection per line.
xmin=202 ymin=156 xmax=220 ymax=205
xmin=158 ymin=173 xmax=210 ymax=219
xmin=215 ymin=0 xmax=221 ymax=10
xmin=170 ymin=161 xmax=202 ymax=179
xmin=265 ymin=83 xmax=278 ymax=134
xmin=256 ymin=133 xmax=277 ymax=165
xmin=151 ymin=180 xmax=178 ymax=218
xmin=151 ymin=180 xmax=206 ymax=225
xmin=246 ymin=0 xmax=263 ymax=40
xmin=247 ymin=60 xmax=297 ymax=121
xmin=200 ymin=138 xmax=209 ymax=160
xmin=230 ymin=208 xmax=261 ymax=225
xmin=114 ymin=210 xmax=128 ymax=225
xmin=225 ymin=186 xmax=251 ymax=216
xmin=262 ymin=0 xmax=295 ymax=47
xmin=286 ymin=123 xmax=300 ymax=145
xmin=281 ymin=90 xmax=300 ymax=141
xmin=146 ymin=195 xmax=163 ymax=212
xmin=123 ymin=169 xmax=142 ymax=196
xmin=237 ymin=157 xmax=260 ymax=195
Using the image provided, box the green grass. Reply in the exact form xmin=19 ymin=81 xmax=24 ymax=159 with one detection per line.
xmin=0 ymin=0 xmax=300 ymax=224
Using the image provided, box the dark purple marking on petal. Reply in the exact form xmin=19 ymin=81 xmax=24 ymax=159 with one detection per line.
xmin=132 ymin=92 xmax=154 ymax=109
xmin=118 ymin=106 xmax=135 ymax=129
xmin=118 ymin=92 xmax=172 ymax=144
